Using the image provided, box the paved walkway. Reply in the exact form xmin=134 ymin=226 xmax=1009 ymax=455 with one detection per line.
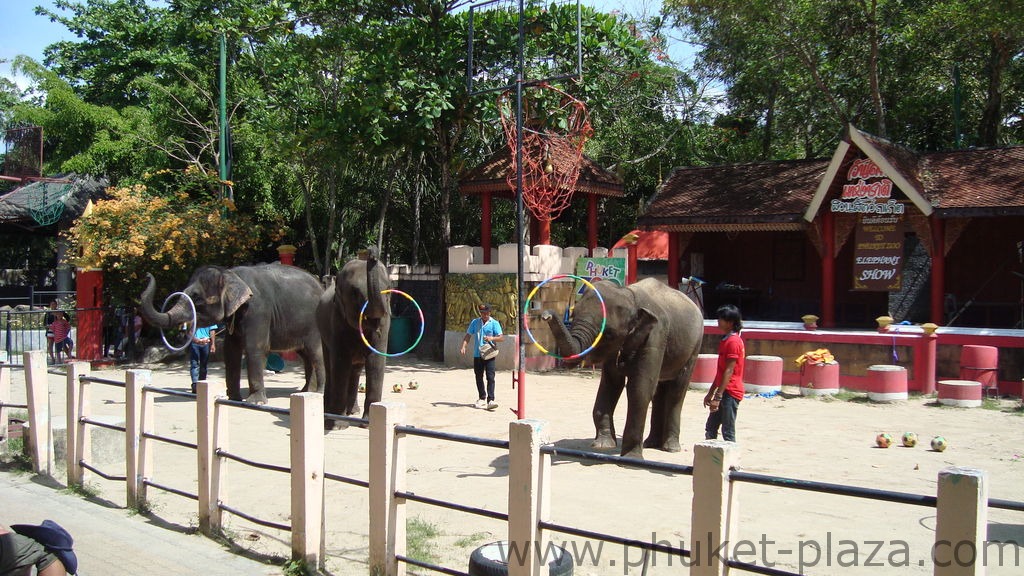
xmin=0 ymin=470 xmax=281 ymax=576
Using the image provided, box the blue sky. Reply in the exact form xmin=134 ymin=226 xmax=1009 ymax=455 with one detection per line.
xmin=1 ymin=0 xmax=688 ymax=86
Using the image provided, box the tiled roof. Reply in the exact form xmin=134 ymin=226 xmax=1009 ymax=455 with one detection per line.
xmin=640 ymin=126 xmax=1024 ymax=229
xmin=459 ymin=138 xmax=624 ymax=198
xmin=638 ymin=158 xmax=829 ymax=229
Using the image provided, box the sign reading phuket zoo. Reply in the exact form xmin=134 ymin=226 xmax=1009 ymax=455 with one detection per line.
xmin=853 ymin=214 xmax=904 ymax=291
xmin=574 ymin=258 xmax=626 ymax=296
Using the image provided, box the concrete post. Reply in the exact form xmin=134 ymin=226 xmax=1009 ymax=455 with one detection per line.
xmin=125 ymin=370 xmax=150 ymax=508
xmin=690 ymin=440 xmax=740 ymax=576
xmin=508 ymin=419 xmax=551 ymax=576
xmin=23 ymin=350 xmax=52 ymax=476
xmin=0 ymin=362 xmax=10 ymax=453
xmin=934 ymin=467 xmax=988 ymax=576
xmin=65 ymin=361 xmax=91 ymax=485
xmin=290 ymin=392 xmax=324 ymax=568
xmin=369 ymin=402 xmax=406 ymax=576
xmin=197 ymin=381 xmax=226 ymax=535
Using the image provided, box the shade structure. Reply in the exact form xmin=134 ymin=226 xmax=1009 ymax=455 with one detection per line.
xmin=612 ymin=229 xmax=669 ymax=260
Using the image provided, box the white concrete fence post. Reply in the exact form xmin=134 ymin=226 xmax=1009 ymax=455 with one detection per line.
xmin=125 ymin=369 xmax=151 ymax=508
xmin=196 ymin=380 xmax=226 ymax=535
xmin=369 ymin=402 xmax=406 ymax=576
xmin=23 ymin=350 xmax=53 ymax=475
xmin=690 ymin=440 xmax=740 ymax=576
xmin=65 ymin=361 xmax=91 ymax=485
xmin=934 ymin=467 xmax=988 ymax=576
xmin=0 ymin=361 xmax=11 ymax=454
xmin=508 ymin=419 xmax=551 ymax=576
xmin=289 ymin=392 xmax=324 ymax=569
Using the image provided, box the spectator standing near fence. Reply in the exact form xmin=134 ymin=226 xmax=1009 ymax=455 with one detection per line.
xmin=703 ymin=304 xmax=745 ymax=442
xmin=43 ymin=300 xmax=58 ymax=364
xmin=189 ymin=324 xmax=218 ymax=393
xmin=49 ymin=312 xmax=73 ymax=364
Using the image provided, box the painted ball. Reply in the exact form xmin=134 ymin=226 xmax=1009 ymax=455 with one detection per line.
xmin=875 ymin=433 xmax=893 ymax=448
xmin=901 ymin=432 xmax=918 ymax=448
xmin=392 ymin=383 xmax=403 ymax=393
xmin=408 ymin=380 xmax=419 ymax=390
xmin=358 ymin=383 xmax=366 ymax=393
xmin=931 ymin=436 xmax=948 ymax=452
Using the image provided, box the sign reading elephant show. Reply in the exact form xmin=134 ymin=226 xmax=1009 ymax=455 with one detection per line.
xmin=839 ymin=159 xmax=905 ymax=292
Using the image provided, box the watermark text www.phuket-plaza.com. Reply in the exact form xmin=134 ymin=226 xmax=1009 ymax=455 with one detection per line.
xmin=496 ymin=533 xmax=1022 ymax=573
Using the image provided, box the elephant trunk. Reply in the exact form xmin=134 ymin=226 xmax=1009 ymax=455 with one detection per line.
xmin=139 ymin=273 xmax=194 ymax=328
xmin=364 ymin=247 xmax=388 ymax=320
xmin=542 ymin=310 xmax=594 ymax=359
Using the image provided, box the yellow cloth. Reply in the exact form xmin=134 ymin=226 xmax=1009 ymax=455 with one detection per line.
xmin=795 ymin=348 xmax=835 ymax=367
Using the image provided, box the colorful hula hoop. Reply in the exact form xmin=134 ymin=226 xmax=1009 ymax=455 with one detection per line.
xmin=523 ymin=274 xmax=606 ymax=360
xmin=359 ymin=289 xmax=424 ymax=357
xmin=159 ymin=291 xmax=197 ymax=352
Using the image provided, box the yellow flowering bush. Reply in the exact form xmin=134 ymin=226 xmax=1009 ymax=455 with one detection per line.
xmin=64 ymin=182 xmax=262 ymax=303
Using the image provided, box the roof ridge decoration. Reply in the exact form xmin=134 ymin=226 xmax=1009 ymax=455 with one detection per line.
xmin=804 ymin=124 xmax=933 ymax=222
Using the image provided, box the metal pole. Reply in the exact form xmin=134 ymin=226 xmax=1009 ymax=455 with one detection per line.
xmin=219 ymin=32 xmax=228 ymax=200
xmin=515 ymin=0 xmax=527 ymax=419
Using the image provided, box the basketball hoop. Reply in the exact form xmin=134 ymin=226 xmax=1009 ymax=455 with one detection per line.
xmin=497 ymin=83 xmax=593 ymax=239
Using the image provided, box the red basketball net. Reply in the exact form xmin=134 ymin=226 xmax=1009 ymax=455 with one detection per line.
xmin=498 ymin=83 xmax=593 ymax=226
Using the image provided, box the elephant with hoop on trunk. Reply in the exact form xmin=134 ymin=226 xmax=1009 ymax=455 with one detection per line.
xmin=542 ymin=277 xmax=704 ymax=459
xmin=317 ymin=247 xmax=391 ymax=427
xmin=139 ymin=263 xmax=326 ymax=403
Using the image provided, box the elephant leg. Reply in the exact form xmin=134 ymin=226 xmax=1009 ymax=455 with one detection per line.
xmin=297 ymin=349 xmax=313 ymax=393
xmin=592 ymin=364 xmax=625 ymax=449
xmin=655 ymin=348 xmax=696 ymax=450
xmin=644 ymin=382 xmax=669 ymax=449
xmin=621 ymin=379 xmax=655 ymax=459
xmin=308 ymin=339 xmax=326 ymax=394
xmin=244 ymin=347 xmax=269 ymax=405
xmin=223 ymin=344 xmax=244 ymax=401
xmin=361 ymin=352 xmax=386 ymax=420
xmin=346 ymin=364 xmax=363 ymax=416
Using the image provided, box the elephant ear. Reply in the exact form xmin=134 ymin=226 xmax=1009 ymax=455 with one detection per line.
xmin=222 ymin=270 xmax=253 ymax=317
xmin=617 ymin=307 xmax=659 ymax=367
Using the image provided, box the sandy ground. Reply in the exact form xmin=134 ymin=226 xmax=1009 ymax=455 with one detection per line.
xmin=4 ymin=356 xmax=1024 ymax=575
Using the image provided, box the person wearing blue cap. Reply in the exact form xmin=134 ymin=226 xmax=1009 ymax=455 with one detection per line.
xmin=1 ymin=519 xmax=77 ymax=575
xmin=459 ymin=303 xmax=504 ymax=410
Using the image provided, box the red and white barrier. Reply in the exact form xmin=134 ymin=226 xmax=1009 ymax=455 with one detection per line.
xmin=867 ymin=364 xmax=908 ymax=402
xmin=744 ymin=355 xmax=782 ymax=395
xmin=690 ymin=354 xmax=718 ymax=391
xmin=799 ymin=362 xmax=840 ymax=396
xmin=937 ymin=379 xmax=983 ymax=408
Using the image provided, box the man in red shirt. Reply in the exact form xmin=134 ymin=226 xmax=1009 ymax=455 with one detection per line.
xmin=703 ymin=304 xmax=745 ymax=442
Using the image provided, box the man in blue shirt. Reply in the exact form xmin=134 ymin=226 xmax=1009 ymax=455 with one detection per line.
xmin=190 ymin=324 xmax=218 ymax=393
xmin=459 ymin=303 xmax=504 ymax=410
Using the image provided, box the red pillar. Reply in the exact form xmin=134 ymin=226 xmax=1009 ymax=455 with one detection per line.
xmin=930 ymin=216 xmax=945 ymax=324
xmin=75 ymin=268 xmax=103 ymax=362
xmin=626 ymin=242 xmax=638 ymax=285
xmin=587 ymin=194 xmax=598 ymax=256
xmin=821 ymin=210 xmax=836 ymax=328
xmin=481 ymin=192 xmax=492 ymax=264
xmin=277 ymin=244 xmax=296 ymax=266
xmin=916 ymin=329 xmax=938 ymax=394
xmin=536 ymin=219 xmax=551 ymax=245
xmin=668 ymin=231 xmax=680 ymax=290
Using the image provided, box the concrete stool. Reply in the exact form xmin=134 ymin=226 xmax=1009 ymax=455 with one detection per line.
xmin=744 ymin=355 xmax=783 ymax=395
xmin=959 ymin=345 xmax=998 ymax=397
xmin=689 ymin=354 xmax=718 ymax=391
xmin=866 ymin=364 xmax=908 ymax=402
xmin=799 ymin=362 xmax=840 ymax=396
xmin=937 ymin=379 xmax=983 ymax=408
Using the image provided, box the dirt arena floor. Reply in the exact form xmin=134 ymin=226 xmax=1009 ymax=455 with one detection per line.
xmin=5 ymin=356 xmax=1024 ymax=575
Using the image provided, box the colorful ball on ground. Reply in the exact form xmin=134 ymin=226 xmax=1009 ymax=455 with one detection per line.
xmin=901 ymin=432 xmax=918 ymax=447
xmin=407 ymin=380 xmax=419 ymax=390
xmin=875 ymin=433 xmax=893 ymax=448
xmin=392 ymin=383 xmax=403 ymax=393
xmin=931 ymin=436 xmax=948 ymax=452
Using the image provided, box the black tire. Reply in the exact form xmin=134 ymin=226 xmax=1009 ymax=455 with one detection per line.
xmin=468 ymin=541 xmax=573 ymax=576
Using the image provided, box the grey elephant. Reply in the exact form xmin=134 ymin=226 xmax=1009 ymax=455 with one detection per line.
xmin=542 ymin=277 xmax=704 ymax=458
xmin=317 ymin=248 xmax=391 ymax=427
xmin=140 ymin=263 xmax=326 ymax=403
